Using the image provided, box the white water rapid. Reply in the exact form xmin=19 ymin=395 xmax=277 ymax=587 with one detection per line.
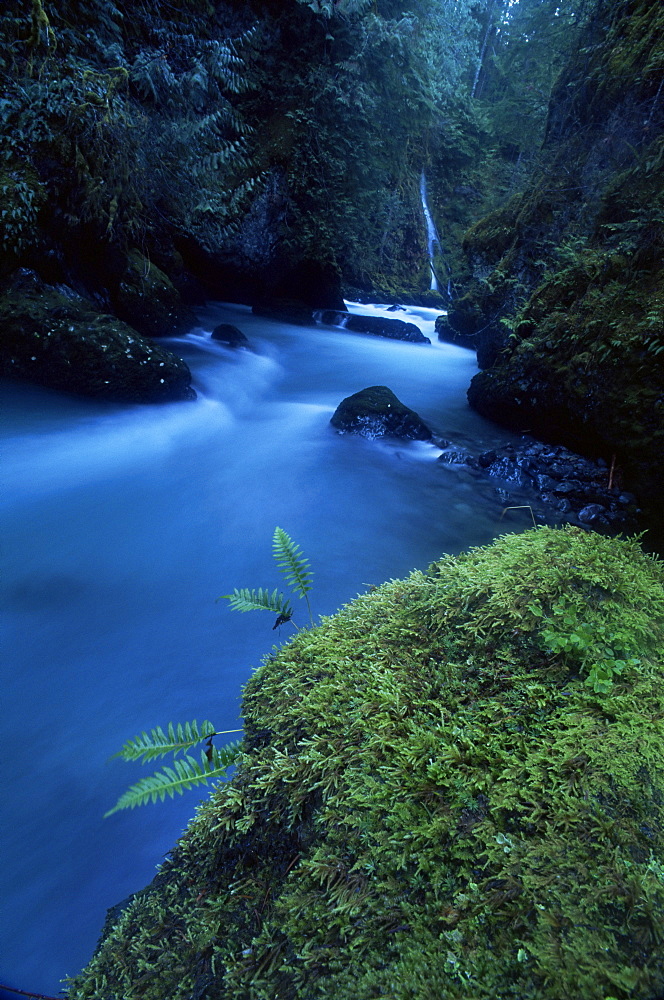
xmin=2 ymin=301 xmax=523 ymax=995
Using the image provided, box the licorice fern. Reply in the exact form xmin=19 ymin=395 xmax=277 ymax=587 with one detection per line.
xmin=105 ymin=724 xmax=242 ymax=816
xmin=223 ymin=586 xmax=293 ymax=620
xmin=112 ymin=719 xmax=218 ymax=763
xmin=107 ymin=529 xmax=314 ymax=816
xmin=220 ymin=526 xmax=314 ymax=627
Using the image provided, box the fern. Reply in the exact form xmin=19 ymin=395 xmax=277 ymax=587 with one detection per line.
xmin=111 ymin=720 xmax=217 ymax=763
xmin=105 ymin=741 xmax=242 ymax=816
xmin=221 ymin=586 xmax=293 ymax=619
xmin=220 ymin=527 xmax=314 ymax=628
xmin=106 ymin=530 xmax=314 ymax=816
xmin=273 ymin=526 xmax=314 ymax=624
xmin=273 ymin=527 xmax=313 ymax=598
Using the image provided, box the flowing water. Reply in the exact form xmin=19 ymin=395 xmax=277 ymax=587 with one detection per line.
xmin=1 ymin=302 xmax=524 ymax=995
xmin=420 ymin=174 xmax=440 ymax=291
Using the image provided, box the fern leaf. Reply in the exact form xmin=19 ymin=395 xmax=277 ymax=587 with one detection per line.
xmin=104 ymin=742 xmax=242 ymax=816
xmin=111 ymin=720 xmax=217 ymax=763
xmin=219 ymin=586 xmax=293 ymax=616
xmin=273 ymin=527 xmax=313 ymax=598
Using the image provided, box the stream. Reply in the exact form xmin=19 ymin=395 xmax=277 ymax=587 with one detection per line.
xmin=1 ymin=301 xmax=525 ymax=995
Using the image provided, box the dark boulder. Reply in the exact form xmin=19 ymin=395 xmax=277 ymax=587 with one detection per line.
xmin=318 ymin=312 xmax=430 ymax=344
xmin=253 ymin=298 xmax=315 ymax=326
xmin=0 ymin=271 xmax=196 ymax=403
xmin=272 ymin=258 xmax=346 ymax=311
xmin=111 ymin=250 xmax=197 ymax=338
xmin=211 ymin=323 xmax=249 ymax=348
xmin=331 ymin=385 xmax=432 ymax=440
xmin=435 ymin=311 xmax=477 ymax=350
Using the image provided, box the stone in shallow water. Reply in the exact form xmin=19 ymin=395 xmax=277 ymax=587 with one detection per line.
xmin=330 ymin=385 xmax=432 ymax=440
xmin=318 ymin=311 xmax=430 ymax=343
xmin=211 ymin=323 xmax=250 ymax=348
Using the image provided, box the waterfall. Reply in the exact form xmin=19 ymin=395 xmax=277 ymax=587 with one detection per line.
xmin=420 ymin=172 xmax=440 ymax=292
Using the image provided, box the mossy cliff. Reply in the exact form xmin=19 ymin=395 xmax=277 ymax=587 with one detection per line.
xmin=68 ymin=527 xmax=664 ymax=1000
xmin=0 ymin=0 xmax=446 ymax=401
xmin=440 ymin=0 xmax=663 ymax=538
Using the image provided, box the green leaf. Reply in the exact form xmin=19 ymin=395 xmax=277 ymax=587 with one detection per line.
xmin=104 ymin=742 xmax=242 ymax=816
xmin=272 ymin=526 xmax=313 ymax=600
xmin=111 ymin=720 xmax=217 ymax=763
xmin=220 ymin=586 xmax=293 ymax=616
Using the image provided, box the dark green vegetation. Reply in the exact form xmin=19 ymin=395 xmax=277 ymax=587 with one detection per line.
xmin=1 ymin=0 xmax=594 ymax=399
xmin=68 ymin=527 xmax=664 ymax=999
xmin=442 ymin=0 xmax=664 ymax=541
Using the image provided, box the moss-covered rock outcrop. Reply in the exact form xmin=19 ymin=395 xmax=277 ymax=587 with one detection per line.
xmin=69 ymin=527 xmax=664 ymax=999
xmin=0 ymin=271 xmax=195 ymax=402
xmin=444 ymin=0 xmax=664 ymax=538
xmin=330 ymin=384 xmax=433 ymax=440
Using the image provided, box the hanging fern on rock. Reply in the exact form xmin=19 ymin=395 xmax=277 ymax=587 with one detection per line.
xmin=105 ymin=721 xmax=243 ymax=815
xmin=106 ymin=529 xmax=315 ymax=815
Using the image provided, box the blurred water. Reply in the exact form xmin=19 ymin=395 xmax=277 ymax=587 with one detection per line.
xmin=1 ymin=302 xmax=521 ymax=995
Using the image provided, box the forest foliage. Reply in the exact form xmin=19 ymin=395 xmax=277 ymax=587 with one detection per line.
xmin=0 ymin=0 xmax=595 ymax=300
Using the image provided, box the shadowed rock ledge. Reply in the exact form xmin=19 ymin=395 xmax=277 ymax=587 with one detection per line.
xmin=0 ymin=271 xmax=195 ymax=402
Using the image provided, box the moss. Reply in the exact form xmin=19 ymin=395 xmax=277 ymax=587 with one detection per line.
xmin=111 ymin=250 xmax=197 ymax=338
xmin=0 ymin=271 xmax=196 ymax=402
xmin=68 ymin=527 xmax=664 ymax=1000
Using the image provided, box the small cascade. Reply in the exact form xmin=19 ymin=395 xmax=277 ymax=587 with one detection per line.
xmin=420 ymin=172 xmax=440 ymax=291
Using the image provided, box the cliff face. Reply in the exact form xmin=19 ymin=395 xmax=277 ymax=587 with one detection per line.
xmin=440 ymin=0 xmax=663 ymax=537
xmin=67 ymin=527 xmax=664 ymax=999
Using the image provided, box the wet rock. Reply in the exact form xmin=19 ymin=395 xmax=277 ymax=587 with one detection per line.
xmin=318 ymin=311 xmax=430 ymax=344
xmin=211 ymin=323 xmax=249 ymax=348
xmin=0 ymin=270 xmax=196 ymax=403
xmin=438 ymin=448 xmax=475 ymax=466
xmin=578 ymin=504 xmax=607 ymax=524
xmin=253 ymin=298 xmax=315 ymax=326
xmin=437 ymin=433 xmax=642 ymax=537
xmin=435 ymin=312 xmax=477 ymax=350
xmin=112 ymin=250 xmax=197 ymax=338
xmin=331 ymin=386 xmax=432 ymax=440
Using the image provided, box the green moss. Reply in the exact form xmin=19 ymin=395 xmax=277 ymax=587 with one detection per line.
xmin=457 ymin=2 xmax=664 ymax=530
xmin=68 ymin=528 xmax=664 ymax=1000
xmin=0 ymin=274 xmax=195 ymax=402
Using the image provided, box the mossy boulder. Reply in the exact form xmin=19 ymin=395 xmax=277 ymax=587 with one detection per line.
xmin=111 ymin=250 xmax=197 ymax=338
xmin=0 ymin=271 xmax=195 ymax=402
xmin=330 ymin=385 xmax=433 ymax=440
xmin=69 ymin=527 xmax=664 ymax=1000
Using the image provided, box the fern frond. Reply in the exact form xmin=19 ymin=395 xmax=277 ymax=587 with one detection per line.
xmin=273 ymin=527 xmax=313 ymax=599
xmin=111 ymin=720 xmax=217 ymax=763
xmin=219 ymin=586 xmax=293 ymax=616
xmin=104 ymin=742 xmax=242 ymax=816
